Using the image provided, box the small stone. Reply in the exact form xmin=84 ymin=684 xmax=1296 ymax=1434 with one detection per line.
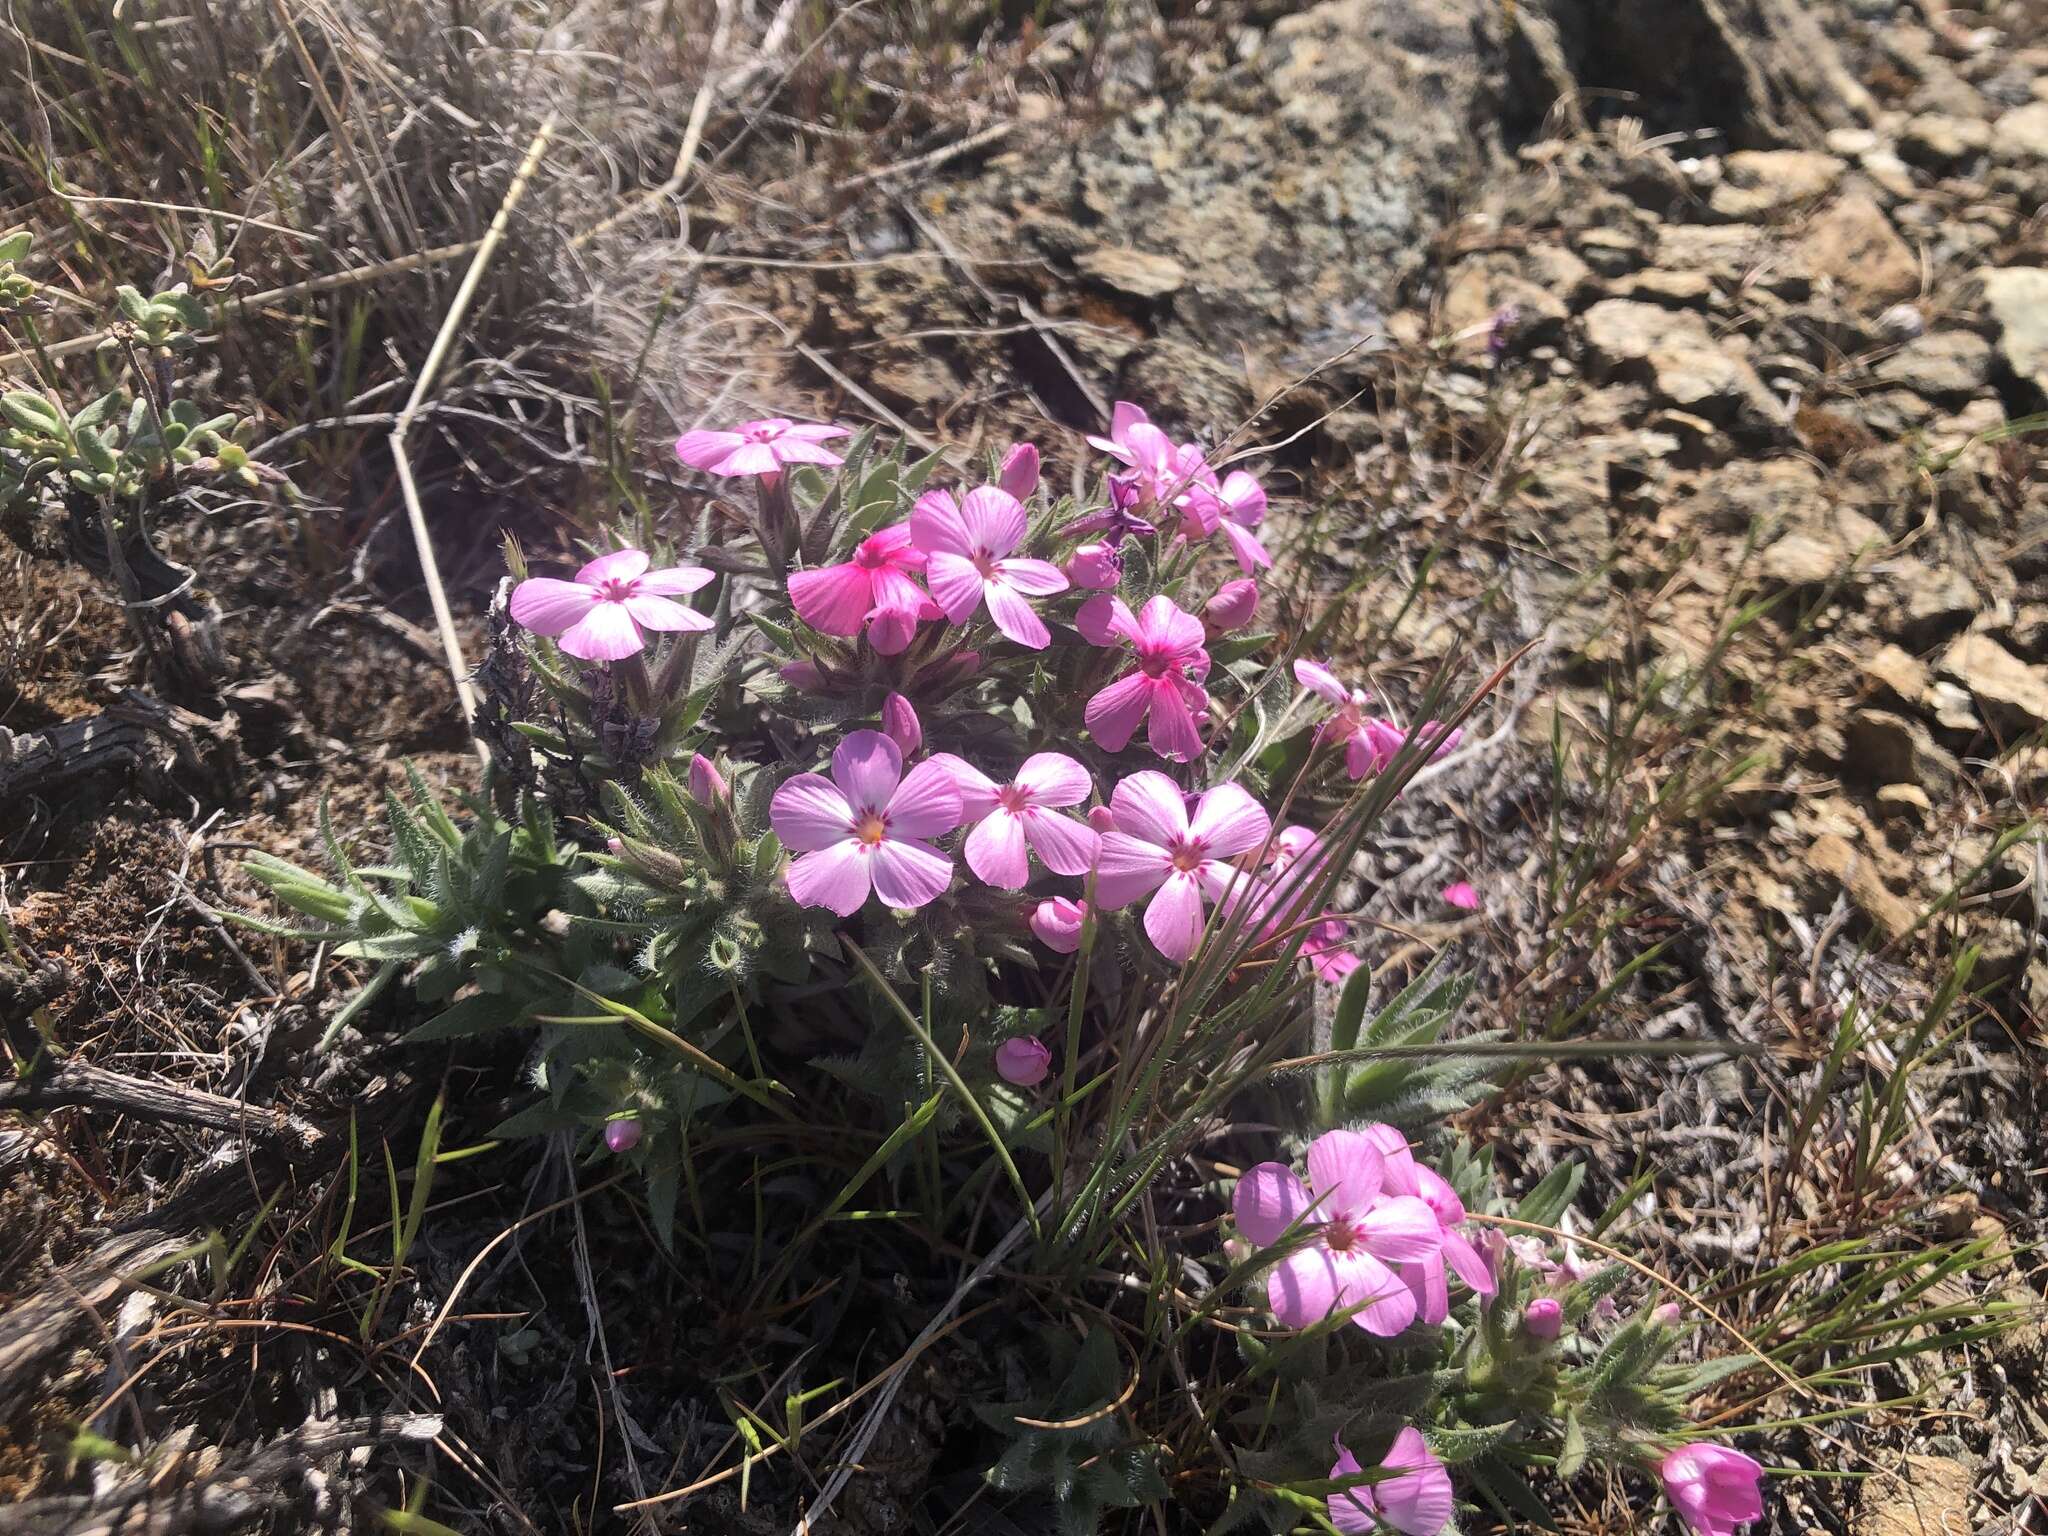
xmin=1978 ymin=266 xmax=2048 ymax=395
xmin=1878 ymin=302 xmax=1925 ymax=340
xmin=1873 ymin=331 xmax=1993 ymax=399
xmin=1861 ymin=642 xmax=1931 ymax=705
xmin=1875 ymin=782 xmax=1933 ymax=821
xmin=1900 ymin=113 xmax=1992 ymax=170
xmin=1798 ymin=192 xmax=1920 ymax=311
xmin=1994 ymin=100 xmax=2048 ymax=161
xmin=1853 ymin=1455 xmax=1974 ymax=1536
xmin=1939 ymin=632 xmax=2048 ymax=729
xmin=1580 ymin=299 xmax=1777 ymax=425
xmin=1573 ymin=226 xmax=1646 ymax=278
xmin=1613 ymin=268 xmax=1716 ymax=306
xmin=1926 ymin=679 xmax=1981 ymax=732
xmin=1760 ymin=534 xmax=1853 ymax=585
xmin=1073 ymin=246 xmax=1188 ymax=298
xmin=1806 ymin=832 xmax=1918 ymax=941
xmin=1708 ymin=150 xmax=1846 ymax=221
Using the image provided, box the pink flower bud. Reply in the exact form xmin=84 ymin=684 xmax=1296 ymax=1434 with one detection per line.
xmin=995 ymin=1035 xmax=1053 ymax=1086
xmin=780 ymin=660 xmax=825 ymax=692
xmin=998 ymin=441 xmax=1041 ymax=500
xmin=1063 ymin=541 xmax=1122 ymax=590
xmin=881 ymin=692 xmax=922 ymax=757
xmin=604 ymin=1116 xmax=642 ymax=1153
xmin=1087 ymin=806 xmax=1117 ymax=834
xmin=1660 ymin=1445 xmax=1764 ymax=1536
xmin=1030 ymin=896 xmax=1089 ymax=953
xmin=1441 ymin=881 xmax=1481 ymax=911
xmin=1652 ymin=1302 xmax=1683 ymax=1326
xmin=1203 ymin=578 xmax=1258 ymax=634
xmin=605 ymin=837 xmax=624 ymax=854
xmin=688 ymin=753 xmax=729 ymax=806
xmin=1524 ymin=1297 xmax=1564 ymax=1339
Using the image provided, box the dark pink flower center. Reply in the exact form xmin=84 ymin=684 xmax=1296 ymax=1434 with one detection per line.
xmin=1168 ymin=835 xmax=1207 ymax=874
xmin=855 ymin=813 xmax=888 ymax=846
xmin=1322 ymin=1215 xmax=1363 ymax=1251
xmin=595 ymin=578 xmax=637 ymax=602
xmin=853 ymin=540 xmax=891 ymax=570
xmin=971 ymin=549 xmax=1000 ymax=578
xmin=997 ymin=784 xmax=1034 ymax=814
xmin=745 ymin=424 xmax=780 ymax=442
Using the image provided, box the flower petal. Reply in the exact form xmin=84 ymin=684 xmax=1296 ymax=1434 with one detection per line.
xmin=1021 ymin=810 xmax=1100 ymax=878
xmin=885 ymin=757 xmax=965 ymax=839
xmin=1359 ymin=1124 xmax=1422 ymax=1197
xmin=993 ymin=557 xmax=1068 ymax=597
xmin=1188 ymin=782 xmax=1272 ymax=860
xmin=1305 ymin=1130 xmax=1385 ymax=1213
xmin=1269 ymin=1247 xmax=1345 ymax=1328
xmin=1075 ymin=593 xmax=1138 ymax=647
xmin=1091 ymin=833 xmax=1174 ymax=910
xmin=1233 ymin=1163 xmax=1311 ymax=1247
xmin=923 ymin=552 xmax=987 ymax=624
xmin=674 ymin=429 xmax=743 ymax=470
xmin=1013 ymin=752 xmax=1092 ymax=806
xmin=1220 ymin=519 xmax=1273 ymax=573
xmin=965 ymin=811 xmax=1031 ymax=888
xmin=1142 ymin=871 xmax=1207 ymax=962
xmin=715 ymin=440 xmax=783 ymax=476
xmin=1292 ymin=658 xmax=1349 ymax=704
xmin=1376 ymin=1429 xmax=1455 ymax=1536
xmin=774 ymin=421 xmax=852 ymax=442
xmin=1405 ymin=1252 xmax=1451 ymax=1327
xmin=865 ymin=602 xmax=923 ymax=654
xmin=909 ymin=489 xmax=973 ymax=557
xmin=1339 ymin=1251 xmax=1417 ymax=1336
xmin=767 ymin=436 xmax=845 ymax=466
xmin=769 ymin=774 xmax=856 ymax=851
xmin=868 ymin=838 xmax=953 ymax=909
xmin=1133 ymin=594 xmax=1207 ymax=657
xmin=831 ymin=730 xmax=903 ymax=816
xmin=575 ymin=548 xmax=650 ymax=585
xmin=1083 ymin=671 xmax=1154 ymax=753
xmin=1443 ymin=1229 xmax=1495 ymax=1295
xmin=786 ymin=842 xmax=871 ymax=915
xmin=959 ymin=486 xmax=1027 ymax=558
xmin=1327 ymin=1443 xmax=1380 ymax=1536
xmin=983 ymin=579 xmax=1051 ymax=649
xmin=1108 ymin=770 xmax=1189 ymax=846
xmin=557 ymin=602 xmax=644 ymax=660
xmin=636 ymin=564 xmax=717 ymax=595
xmin=624 ymin=594 xmax=714 ymax=632
xmin=788 ymin=564 xmax=873 ymax=635
xmin=1144 ymin=680 xmax=1205 ymax=763
xmin=508 ymin=577 xmax=598 ymax=636
xmin=1359 ymin=1196 xmax=1444 ymax=1265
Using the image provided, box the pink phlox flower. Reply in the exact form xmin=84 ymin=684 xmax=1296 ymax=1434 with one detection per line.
xmin=1327 ymin=1428 xmax=1456 ymax=1536
xmin=994 ymin=1035 xmax=1053 ymax=1086
xmin=1294 ymin=658 xmax=1463 ymax=777
xmin=1442 ymin=880 xmax=1482 ymax=910
xmin=1182 ymin=468 xmax=1272 ymax=573
xmin=1086 ymin=401 xmax=1183 ymax=502
xmin=1358 ymin=1124 xmax=1497 ymax=1325
xmin=911 ymin=486 xmax=1069 ymax=650
xmin=1661 ymin=1446 xmax=1765 ymax=1536
xmin=509 ymin=548 xmax=715 ymax=661
xmin=939 ymin=752 xmax=1100 ymax=889
xmin=1029 ymin=896 xmax=1089 ymax=954
xmin=1303 ymin=916 xmax=1362 ymax=984
xmin=1255 ymin=825 xmax=1355 ymax=982
xmin=1067 ymin=471 xmax=1158 ymax=544
xmin=1525 ymin=1297 xmax=1565 ymax=1338
xmin=998 ymin=442 xmax=1040 ymax=499
xmin=786 ymin=524 xmax=937 ymax=655
xmin=675 ymin=417 xmax=849 ymax=476
xmin=768 ymin=730 xmax=962 ymax=916
xmin=1231 ymin=1129 xmax=1443 ymax=1336
xmin=1080 ymin=594 xmax=1212 ymax=761
xmin=1094 ymin=772 xmax=1272 ymax=962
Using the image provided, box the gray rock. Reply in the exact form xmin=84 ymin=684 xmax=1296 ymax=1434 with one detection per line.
xmin=1900 ymin=113 xmax=1992 ymax=169
xmin=1581 ymin=299 xmax=1779 ymax=425
xmin=1993 ymin=100 xmax=2048 ymax=161
xmin=1873 ymin=331 xmax=1993 ymax=400
xmin=1707 ymin=150 xmax=1846 ymax=221
xmin=1798 ymin=192 xmax=1920 ymax=311
xmin=1978 ymin=266 xmax=2048 ymax=395
xmin=1940 ymin=633 xmax=2048 ymax=730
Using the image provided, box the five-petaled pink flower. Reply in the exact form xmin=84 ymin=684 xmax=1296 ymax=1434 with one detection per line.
xmin=787 ymin=525 xmax=936 ymax=655
xmin=675 ymin=417 xmax=850 ymax=477
xmin=1327 ymin=1429 xmax=1455 ymax=1536
xmin=769 ymin=731 xmax=962 ymax=916
xmin=1358 ymin=1124 xmax=1497 ymax=1325
xmin=1088 ymin=400 xmax=1212 ymax=509
xmin=1231 ymin=1128 xmax=1443 ymax=1336
xmin=1183 ymin=469 xmax=1272 ymax=573
xmin=1094 ymin=772 xmax=1271 ymax=962
xmin=1294 ymin=658 xmax=1463 ymax=778
xmin=1080 ymin=594 xmax=1211 ymax=761
xmin=942 ymin=753 xmax=1101 ymax=890
xmin=911 ymin=486 xmax=1069 ymax=650
xmin=1661 ymin=1445 xmax=1765 ymax=1536
xmin=509 ymin=548 xmax=715 ymax=661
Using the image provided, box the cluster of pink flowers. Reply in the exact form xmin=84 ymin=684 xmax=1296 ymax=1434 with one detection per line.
xmin=1088 ymin=401 xmax=1272 ymax=572
xmin=1294 ymin=659 xmax=1463 ymax=779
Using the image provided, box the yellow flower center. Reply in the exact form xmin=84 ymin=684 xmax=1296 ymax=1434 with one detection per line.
xmin=856 ymin=814 xmax=888 ymax=846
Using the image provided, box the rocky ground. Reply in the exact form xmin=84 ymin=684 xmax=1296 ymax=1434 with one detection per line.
xmin=3 ymin=0 xmax=2045 ymax=1530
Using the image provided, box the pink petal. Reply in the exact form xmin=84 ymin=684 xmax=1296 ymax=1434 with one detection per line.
xmin=1376 ymin=1430 xmax=1455 ymax=1536
xmin=1091 ymin=832 xmax=1175 ymax=910
xmin=773 ymin=421 xmax=852 ymax=443
xmin=1142 ymin=870 xmax=1207 ymax=961
xmin=983 ymin=580 xmax=1051 ymax=649
xmin=1344 ymin=730 xmax=1379 ymax=779
xmin=1083 ymin=671 xmax=1154 ymax=753
xmin=1220 ymin=519 xmax=1273 ymax=573
xmin=1133 ymin=594 xmax=1205 ymax=656
xmin=715 ymin=440 xmax=783 ymax=476
xmin=993 ymin=558 xmax=1068 ymax=597
xmin=1110 ymin=400 xmax=1149 ymax=439
xmin=959 ymin=486 xmax=1027 ymax=558
xmin=1293 ymin=658 xmax=1349 ymax=705
xmin=965 ymin=812 xmax=1031 ymax=888
xmin=1443 ymin=1229 xmax=1495 ymax=1295
xmin=865 ymin=603 xmax=924 ymax=655
xmin=767 ymin=437 xmax=845 ymax=466
xmin=1305 ymin=1130 xmax=1385 ymax=1213
xmin=1020 ymin=809 xmax=1100 ymax=878
xmin=867 ymin=566 xmax=931 ymax=613
xmin=769 ymin=773 xmax=856 ymax=851
xmin=635 ymin=564 xmax=717 ymax=595
xmin=1442 ymin=881 xmax=1482 ymax=911
xmin=1233 ymin=1163 xmax=1311 ymax=1247
xmin=788 ymin=564 xmax=873 ymax=635
xmin=935 ymin=755 xmax=1002 ymax=820
xmin=998 ymin=442 xmax=1040 ymax=499
xmin=831 ymin=730 xmax=902 ymax=816
xmin=1107 ymin=770 xmax=1189 ymax=846
xmin=1218 ymin=469 xmax=1266 ymax=521
xmin=786 ymin=842 xmax=871 ymax=915
xmin=1405 ymin=1252 xmax=1451 ymax=1326
xmin=557 ymin=601 xmax=644 ymax=660
xmin=508 ymin=577 xmax=598 ymax=636
xmin=1269 ymin=1247 xmax=1345 ymax=1328
xmin=1327 ymin=1444 xmax=1379 ymax=1536
xmin=1144 ymin=680 xmax=1205 ymax=763
xmin=1360 ymin=1124 xmax=1422 ymax=1196
xmin=1013 ymin=753 xmax=1092 ymax=806
xmin=675 ymin=429 xmax=744 ymax=470
xmin=923 ymin=552 xmax=988 ymax=624
xmin=624 ymin=594 xmax=713 ymax=632
xmin=576 ymin=548 xmax=651 ymax=585
xmin=909 ymin=489 xmax=973 ymax=558
xmin=1076 ymin=593 xmax=1137 ymax=647
xmin=1188 ymin=782 xmax=1271 ymax=860
xmin=1359 ymin=1196 xmax=1444 ymax=1264
xmin=868 ymin=838 xmax=953 ymax=909
xmin=885 ymin=757 xmax=965 ymax=838
xmin=1341 ymin=1251 xmax=1418 ymax=1336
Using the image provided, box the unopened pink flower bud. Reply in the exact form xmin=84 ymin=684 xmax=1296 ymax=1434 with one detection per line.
xmin=1087 ymin=806 xmax=1116 ymax=834
xmin=995 ymin=1035 xmax=1052 ymax=1086
xmin=1652 ymin=1302 xmax=1683 ymax=1326
xmin=605 ymin=837 xmax=624 ymax=854
xmin=604 ymin=1116 xmax=642 ymax=1153
xmin=1063 ymin=541 xmax=1122 ymax=590
xmin=1203 ymin=578 xmax=1258 ymax=634
xmin=1030 ymin=896 xmax=1089 ymax=953
xmin=688 ymin=752 xmax=729 ymax=806
xmin=882 ymin=692 xmax=921 ymax=757
xmin=998 ymin=441 xmax=1041 ymax=500
xmin=780 ymin=660 xmax=825 ymax=692
xmin=1524 ymin=1297 xmax=1564 ymax=1339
